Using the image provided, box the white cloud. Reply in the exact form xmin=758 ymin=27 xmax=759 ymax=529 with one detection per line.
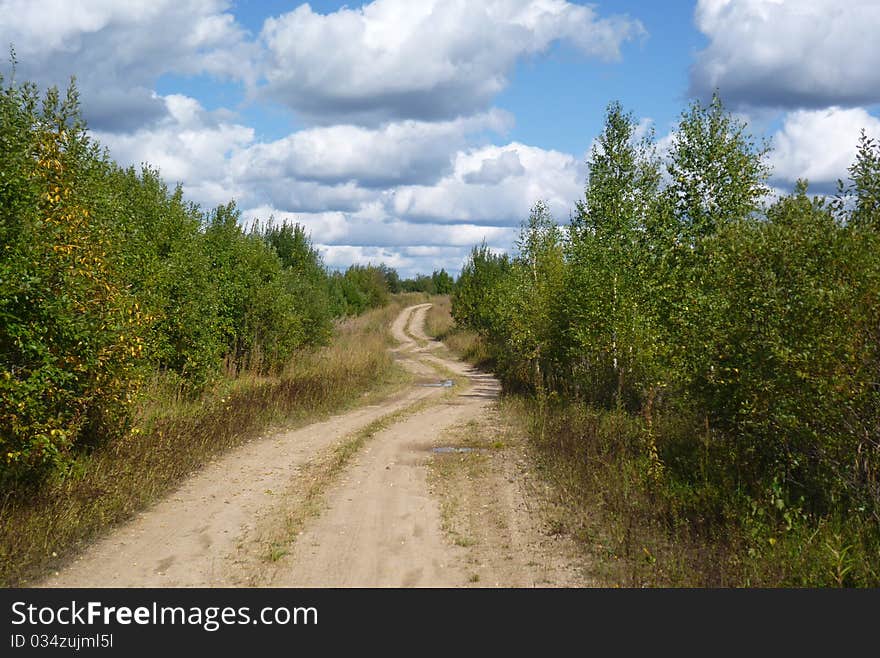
xmin=463 ymin=150 xmax=526 ymax=184
xmin=6 ymin=1 xmax=620 ymax=275
xmin=691 ymin=0 xmax=880 ymax=109
xmin=316 ymin=243 xmax=498 ymax=278
xmin=259 ymin=0 xmax=644 ymax=124
xmin=243 ymin=205 xmax=515 ymax=250
xmin=95 ymin=96 xmax=555 ymax=276
xmin=769 ymin=107 xmax=880 ymax=190
xmin=230 ymin=109 xmax=512 ymax=189
xmin=255 ymin=181 xmax=379 ymax=214
xmin=0 ymin=0 xmax=256 ymax=131
xmin=94 ymin=94 xmax=579 ymax=232
xmin=94 ymin=94 xmax=255 ymax=207
xmin=2 ymin=1 xmax=643 ymax=130
xmin=393 ymin=143 xmax=584 ymax=225
xmin=319 ymin=245 xmax=412 ymax=271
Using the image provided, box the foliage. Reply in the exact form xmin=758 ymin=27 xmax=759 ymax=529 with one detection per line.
xmin=327 ymin=264 xmax=392 ymax=316
xmin=1 ymin=75 xmax=143 ymax=480
xmin=564 ymin=101 xmax=665 ymax=406
xmin=108 ymin=166 xmax=222 ymax=388
xmin=451 ymin=241 xmax=509 ymax=336
xmin=400 ymin=268 xmax=454 ymax=295
xmin=666 ymin=91 xmax=770 ymax=239
xmin=835 ymin=130 xmax=880 ymax=231
xmin=453 ymin=94 xmax=880 ymax=585
xmin=0 ymin=73 xmax=398 ymax=484
xmin=495 ymin=201 xmax=566 ymax=391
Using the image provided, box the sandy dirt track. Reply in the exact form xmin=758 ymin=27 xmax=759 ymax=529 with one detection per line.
xmin=41 ymin=304 xmax=588 ymax=588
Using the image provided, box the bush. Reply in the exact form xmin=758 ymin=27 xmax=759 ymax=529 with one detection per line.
xmin=1 ymin=78 xmax=143 ymax=480
xmin=0 ymin=71 xmax=400 ymax=484
xmin=453 ymin=95 xmax=880 ymax=584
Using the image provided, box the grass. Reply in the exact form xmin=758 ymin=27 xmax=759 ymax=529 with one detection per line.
xmin=423 ymin=295 xmax=455 ymax=338
xmin=504 ymin=396 xmax=880 ymax=587
xmin=0 ymin=296 xmax=422 ymax=587
xmin=431 ymin=451 xmax=480 ymax=550
xmin=428 ymin=419 xmax=496 ymax=554
xmin=500 ymin=396 xmax=710 ymax=587
xmin=422 ymin=295 xmax=494 ymax=367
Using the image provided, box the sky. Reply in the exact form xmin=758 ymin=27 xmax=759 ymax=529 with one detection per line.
xmin=2 ymin=0 xmax=879 ymax=277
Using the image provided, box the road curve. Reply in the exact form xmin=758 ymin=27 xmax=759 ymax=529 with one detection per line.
xmin=40 ymin=304 xmax=497 ymax=587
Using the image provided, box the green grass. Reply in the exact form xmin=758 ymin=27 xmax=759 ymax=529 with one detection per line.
xmin=0 ymin=297 xmax=421 ymax=587
xmin=503 ymin=396 xmax=880 ymax=587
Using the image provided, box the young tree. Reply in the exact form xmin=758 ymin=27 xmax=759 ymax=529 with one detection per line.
xmin=1 ymin=78 xmax=144 ymax=478
xmin=452 ymin=241 xmax=509 ymax=335
xmin=500 ymin=201 xmax=566 ymax=391
xmin=573 ymin=101 xmax=661 ymax=241
xmin=836 ymin=130 xmax=880 ymax=231
xmin=260 ymin=220 xmax=334 ymax=346
xmin=666 ymin=92 xmax=770 ymax=239
xmin=431 ymin=268 xmax=454 ymax=295
xmin=565 ymin=101 xmax=662 ymax=406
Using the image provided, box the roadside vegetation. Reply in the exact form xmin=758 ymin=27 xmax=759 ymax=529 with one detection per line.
xmin=0 ymin=301 xmax=423 ymax=586
xmin=448 ymin=95 xmax=880 ymax=586
xmin=0 ymin=70 xmax=428 ymax=585
xmin=423 ymin=296 xmax=493 ymax=367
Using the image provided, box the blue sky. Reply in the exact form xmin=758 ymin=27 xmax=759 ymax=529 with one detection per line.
xmin=3 ymin=1 xmax=879 ymax=276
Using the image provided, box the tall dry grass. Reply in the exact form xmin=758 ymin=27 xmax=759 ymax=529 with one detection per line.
xmin=0 ymin=298 xmax=418 ymax=586
xmin=423 ymin=295 xmax=455 ymax=337
xmin=423 ymin=295 xmax=493 ymax=367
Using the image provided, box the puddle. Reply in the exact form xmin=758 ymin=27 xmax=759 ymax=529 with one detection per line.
xmin=418 ymin=379 xmax=454 ymax=388
xmin=432 ymin=446 xmax=478 ymax=454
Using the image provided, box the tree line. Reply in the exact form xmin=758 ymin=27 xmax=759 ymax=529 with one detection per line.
xmin=452 ymin=95 xmax=880 ymax=583
xmin=0 ymin=74 xmax=424 ymax=484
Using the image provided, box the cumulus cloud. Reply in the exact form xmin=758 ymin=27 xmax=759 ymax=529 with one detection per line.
xmin=253 ymin=181 xmax=378 ymax=215
xmin=94 ymin=94 xmax=255 ymax=207
xmin=690 ymin=0 xmax=880 ymax=109
xmin=316 ymin=244 xmax=475 ymax=278
xmin=259 ymin=0 xmax=644 ymax=124
xmin=393 ymin=143 xmax=584 ymax=225
xmin=93 ymin=94 xmax=578 ymax=275
xmin=230 ymin=109 xmax=512 ymax=190
xmin=315 ymin=243 xmax=490 ymax=277
xmin=769 ymin=106 xmax=880 ymax=191
xmin=233 ymin=139 xmax=581 ymax=276
xmin=463 ymin=150 xmax=526 ymax=184
xmin=5 ymin=1 xmax=628 ymax=274
xmin=0 ymin=0 xmax=256 ymax=131
xmin=244 ymin=205 xmax=514 ymax=249
xmin=241 ymin=206 xmax=516 ymax=277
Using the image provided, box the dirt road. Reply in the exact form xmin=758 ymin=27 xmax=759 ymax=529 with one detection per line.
xmin=41 ymin=304 xmax=588 ymax=588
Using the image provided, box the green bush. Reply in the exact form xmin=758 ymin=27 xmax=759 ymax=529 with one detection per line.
xmin=454 ymin=95 xmax=880 ymax=584
xmin=1 ymin=78 xmax=143 ymax=480
xmin=0 ymin=72 xmax=400 ymax=484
